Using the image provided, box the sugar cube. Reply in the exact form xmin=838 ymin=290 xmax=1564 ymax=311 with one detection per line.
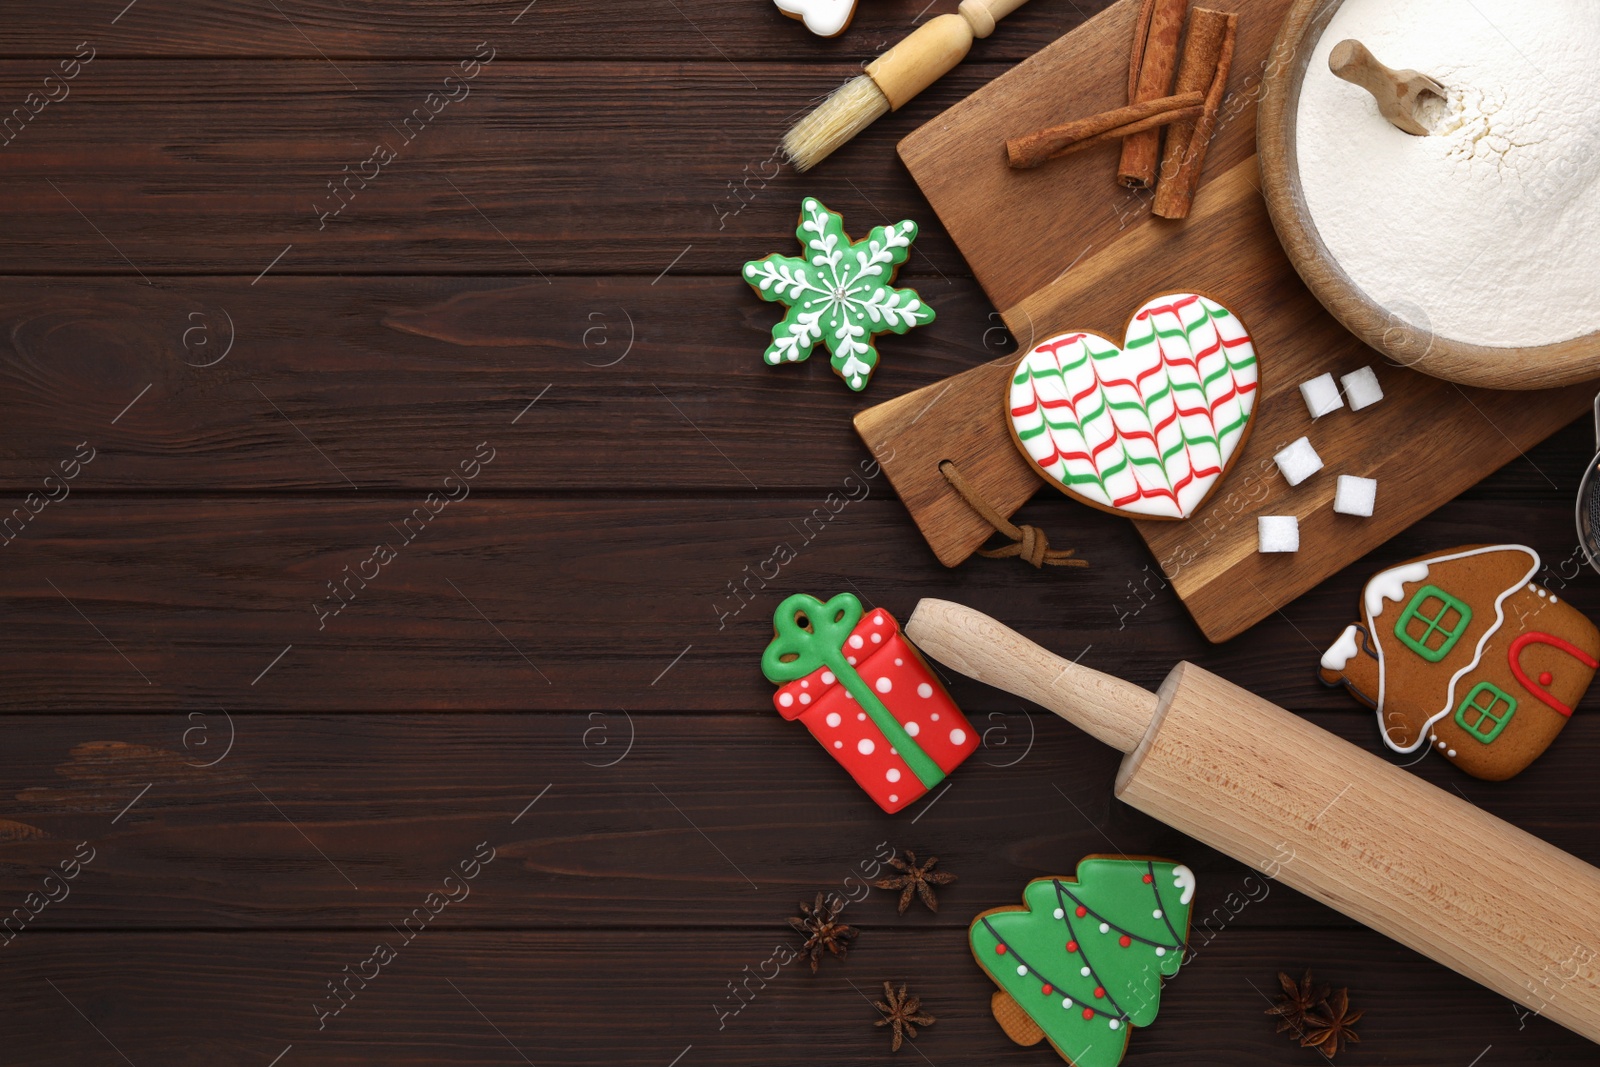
xmin=1334 ymin=474 xmax=1377 ymax=517
xmin=1299 ymin=372 xmax=1344 ymax=419
xmin=1341 ymin=366 xmax=1384 ymax=411
xmin=1274 ymin=436 xmax=1324 ymax=486
xmin=1258 ymin=516 xmax=1300 ymax=553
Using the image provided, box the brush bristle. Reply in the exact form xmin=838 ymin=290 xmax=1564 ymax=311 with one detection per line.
xmin=782 ymin=75 xmax=891 ymax=172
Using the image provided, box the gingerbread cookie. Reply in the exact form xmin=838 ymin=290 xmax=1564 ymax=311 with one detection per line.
xmin=1319 ymin=544 xmax=1600 ymax=780
xmin=1006 ymin=293 xmax=1258 ymax=519
xmin=762 ymin=592 xmax=978 ymax=813
xmin=743 ymin=198 xmax=935 ymax=392
xmin=774 ymin=0 xmax=858 ymax=37
xmin=970 ymin=857 xmax=1195 ymax=1067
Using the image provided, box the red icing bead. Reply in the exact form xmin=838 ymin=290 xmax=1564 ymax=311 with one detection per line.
xmin=1094 ymin=986 xmax=1106 ymax=999
xmin=1076 ymin=905 xmax=1088 ymax=918
xmin=995 ymin=944 xmax=1007 ymax=955
xmin=1120 ymin=935 xmax=1132 ymax=948
xmin=1041 ymin=984 xmax=1053 ymax=996
xmin=1066 ymin=940 xmax=1079 ymax=953
xmin=1540 ymin=671 xmax=1554 ymax=686
xmin=1082 ymin=1008 xmax=1095 ymax=1020
xmin=1142 ymin=873 xmax=1153 ymax=884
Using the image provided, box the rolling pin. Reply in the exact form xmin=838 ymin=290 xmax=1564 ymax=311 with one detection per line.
xmin=905 ymin=599 xmax=1600 ymax=1042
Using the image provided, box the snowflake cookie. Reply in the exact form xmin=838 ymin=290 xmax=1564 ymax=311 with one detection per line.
xmin=743 ymin=197 xmax=935 ymax=392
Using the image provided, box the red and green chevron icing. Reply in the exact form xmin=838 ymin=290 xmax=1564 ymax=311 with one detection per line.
xmin=1007 ymin=294 xmax=1257 ymax=519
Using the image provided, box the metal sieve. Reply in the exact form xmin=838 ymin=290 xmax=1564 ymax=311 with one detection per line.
xmin=1577 ymin=395 xmax=1600 ymax=573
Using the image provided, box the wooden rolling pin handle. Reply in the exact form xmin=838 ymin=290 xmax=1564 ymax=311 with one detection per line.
xmin=905 ymin=599 xmax=1156 ymax=752
xmin=867 ymin=1 xmax=1031 ymax=109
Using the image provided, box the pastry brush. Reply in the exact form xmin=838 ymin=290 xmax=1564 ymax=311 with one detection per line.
xmin=783 ymin=0 xmax=1034 ymax=172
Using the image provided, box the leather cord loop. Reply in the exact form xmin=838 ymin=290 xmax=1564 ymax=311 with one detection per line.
xmin=939 ymin=460 xmax=1089 ymax=569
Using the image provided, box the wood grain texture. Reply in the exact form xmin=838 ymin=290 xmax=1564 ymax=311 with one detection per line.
xmin=0 ymin=276 xmax=1006 ymax=491
xmin=0 ymin=59 xmax=1012 ymax=275
xmin=882 ymin=0 xmax=1591 ymax=639
xmin=0 ymin=478 xmax=1594 ymax=711
xmin=6 ymin=0 xmax=1600 ymax=1060
xmin=7 ymin=927 xmax=1598 ymax=1064
xmin=1 ymin=0 xmax=1089 ymax=60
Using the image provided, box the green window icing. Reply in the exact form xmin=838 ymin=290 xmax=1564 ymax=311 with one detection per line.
xmin=1394 ymin=585 xmax=1472 ymax=662
xmin=1455 ymin=682 xmax=1517 ymax=744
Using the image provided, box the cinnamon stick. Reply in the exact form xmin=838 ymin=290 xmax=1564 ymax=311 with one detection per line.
xmin=1153 ymin=9 xmax=1237 ymax=218
xmin=1118 ymin=0 xmax=1188 ymax=188
xmin=1007 ymin=92 xmax=1204 ymax=169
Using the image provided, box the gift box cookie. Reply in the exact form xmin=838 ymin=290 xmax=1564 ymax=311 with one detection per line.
xmin=1319 ymin=544 xmax=1600 ymax=780
xmin=762 ymin=592 xmax=978 ymax=813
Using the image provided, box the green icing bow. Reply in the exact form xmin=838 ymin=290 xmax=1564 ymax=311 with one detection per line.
xmin=761 ymin=592 xmax=944 ymax=790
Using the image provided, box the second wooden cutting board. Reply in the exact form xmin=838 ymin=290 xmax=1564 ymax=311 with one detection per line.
xmin=860 ymin=0 xmax=1590 ymax=642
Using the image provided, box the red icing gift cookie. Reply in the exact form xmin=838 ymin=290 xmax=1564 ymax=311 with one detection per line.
xmin=762 ymin=593 xmax=978 ymax=813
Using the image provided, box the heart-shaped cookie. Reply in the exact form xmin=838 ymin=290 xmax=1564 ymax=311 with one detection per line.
xmin=774 ymin=0 xmax=859 ymax=37
xmin=1006 ymin=293 xmax=1258 ymax=520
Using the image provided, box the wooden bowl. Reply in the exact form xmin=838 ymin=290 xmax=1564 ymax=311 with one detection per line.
xmin=1257 ymin=0 xmax=1600 ymax=390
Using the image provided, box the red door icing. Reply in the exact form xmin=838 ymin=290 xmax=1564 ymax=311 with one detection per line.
xmin=1508 ymin=631 xmax=1600 ymax=716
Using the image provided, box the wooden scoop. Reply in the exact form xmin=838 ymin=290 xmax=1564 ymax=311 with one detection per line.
xmin=905 ymin=598 xmax=1600 ymax=1044
xmin=1328 ymin=38 xmax=1445 ymax=135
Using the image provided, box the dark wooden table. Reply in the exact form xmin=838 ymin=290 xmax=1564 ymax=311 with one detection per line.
xmin=3 ymin=1 xmax=1596 ymax=1063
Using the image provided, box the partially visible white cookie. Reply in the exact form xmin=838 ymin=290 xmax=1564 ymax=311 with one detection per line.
xmin=774 ymin=0 xmax=859 ymax=37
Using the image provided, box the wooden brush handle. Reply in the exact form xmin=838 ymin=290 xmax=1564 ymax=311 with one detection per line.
xmin=867 ymin=0 xmax=1033 ymax=110
xmin=905 ymin=599 xmax=1156 ymax=751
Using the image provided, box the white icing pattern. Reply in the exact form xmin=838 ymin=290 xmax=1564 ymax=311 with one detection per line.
xmin=1171 ymin=864 xmax=1196 ymax=906
xmin=1321 ymin=624 xmax=1361 ymax=672
xmin=1364 ymin=561 xmax=1429 ymax=618
xmin=774 ymin=0 xmax=857 ymax=36
xmin=1364 ymin=545 xmax=1539 ymax=754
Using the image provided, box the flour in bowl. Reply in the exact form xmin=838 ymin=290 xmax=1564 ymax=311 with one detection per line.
xmin=1295 ymin=0 xmax=1600 ymax=348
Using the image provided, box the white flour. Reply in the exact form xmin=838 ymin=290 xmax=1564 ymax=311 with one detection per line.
xmin=1295 ymin=0 xmax=1600 ymax=348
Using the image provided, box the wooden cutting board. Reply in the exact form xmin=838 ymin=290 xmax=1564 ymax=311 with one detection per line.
xmin=858 ymin=0 xmax=1590 ymax=643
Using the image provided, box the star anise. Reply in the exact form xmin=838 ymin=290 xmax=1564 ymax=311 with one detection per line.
xmin=874 ymin=981 xmax=935 ymax=1051
xmin=788 ymin=891 xmax=858 ymax=973
xmin=1266 ymin=969 xmax=1329 ymax=1040
xmin=1301 ymin=986 xmax=1364 ymax=1058
xmin=873 ymin=849 xmax=957 ymax=914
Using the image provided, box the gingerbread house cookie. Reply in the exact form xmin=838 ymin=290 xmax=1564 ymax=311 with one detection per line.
xmin=1319 ymin=544 xmax=1600 ymax=780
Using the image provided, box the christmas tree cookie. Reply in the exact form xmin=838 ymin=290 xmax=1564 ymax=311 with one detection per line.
xmin=970 ymin=857 xmax=1195 ymax=1067
xmin=762 ymin=592 xmax=978 ymax=813
xmin=1319 ymin=544 xmax=1600 ymax=780
xmin=743 ymin=198 xmax=934 ymax=392
xmin=1006 ymin=292 xmax=1257 ymax=519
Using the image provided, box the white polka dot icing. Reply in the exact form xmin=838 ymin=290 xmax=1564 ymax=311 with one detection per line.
xmin=778 ymin=693 xmax=793 ymax=707
xmin=904 ymin=721 xmax=919 ymax=737
xmin=849 ymin=634 xmax=864 ymax=649
xmin=875 ymin=677 xmax=892 ymax=694
xmin=825 ymin=712 xmax=841 ymax=728
xmin=858 ymin=738 xmax=874 ymax=755
xmin=798 ymin=693 xmax=810 ymax=705
xmin=886 ymin=768 xmax=901 ymax=782
xmin=821 ymin=671 xmax=835 ymax=684
xmin=950 ymin=728 xmax=966 ymax=745
xmin=917 ymin=682 xmax=933 ymax=698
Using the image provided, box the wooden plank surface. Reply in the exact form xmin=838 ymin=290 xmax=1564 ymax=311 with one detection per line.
xmin=6 ymin=0 xmax=1600 ymax=1060
xmin=886 ymin=0 xmax=1591 ymax=640
xmin=0 ymin=276 xmax=1004 ymax=491
xmin=9 ymin=928 xmax=1595 ymax=1064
